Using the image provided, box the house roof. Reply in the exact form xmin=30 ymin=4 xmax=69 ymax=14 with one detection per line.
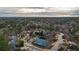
xmin=33 ymin=37 xmax=49 ymax=48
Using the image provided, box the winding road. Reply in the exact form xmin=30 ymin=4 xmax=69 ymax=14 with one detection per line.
xmin=51 ymin=33 xmax=64 ymax=51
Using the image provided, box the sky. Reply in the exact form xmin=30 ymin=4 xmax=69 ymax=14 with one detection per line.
xmin=0 ymin=7 xmax=79 ymax=17
xmin=0 ymin=0 xmax=79 ymax=7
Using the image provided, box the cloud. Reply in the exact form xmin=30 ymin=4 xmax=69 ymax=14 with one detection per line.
xmin=0 ymin=7 xmax=79 ymax=17
xmin=17 ymin=8 xmax=46 ymax=13
xmin=70 ymin=8 xmax=79 ymax=15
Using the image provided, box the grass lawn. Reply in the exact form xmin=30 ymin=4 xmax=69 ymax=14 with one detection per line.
xmin=0 ymin=34 xmax=10 ymax=51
